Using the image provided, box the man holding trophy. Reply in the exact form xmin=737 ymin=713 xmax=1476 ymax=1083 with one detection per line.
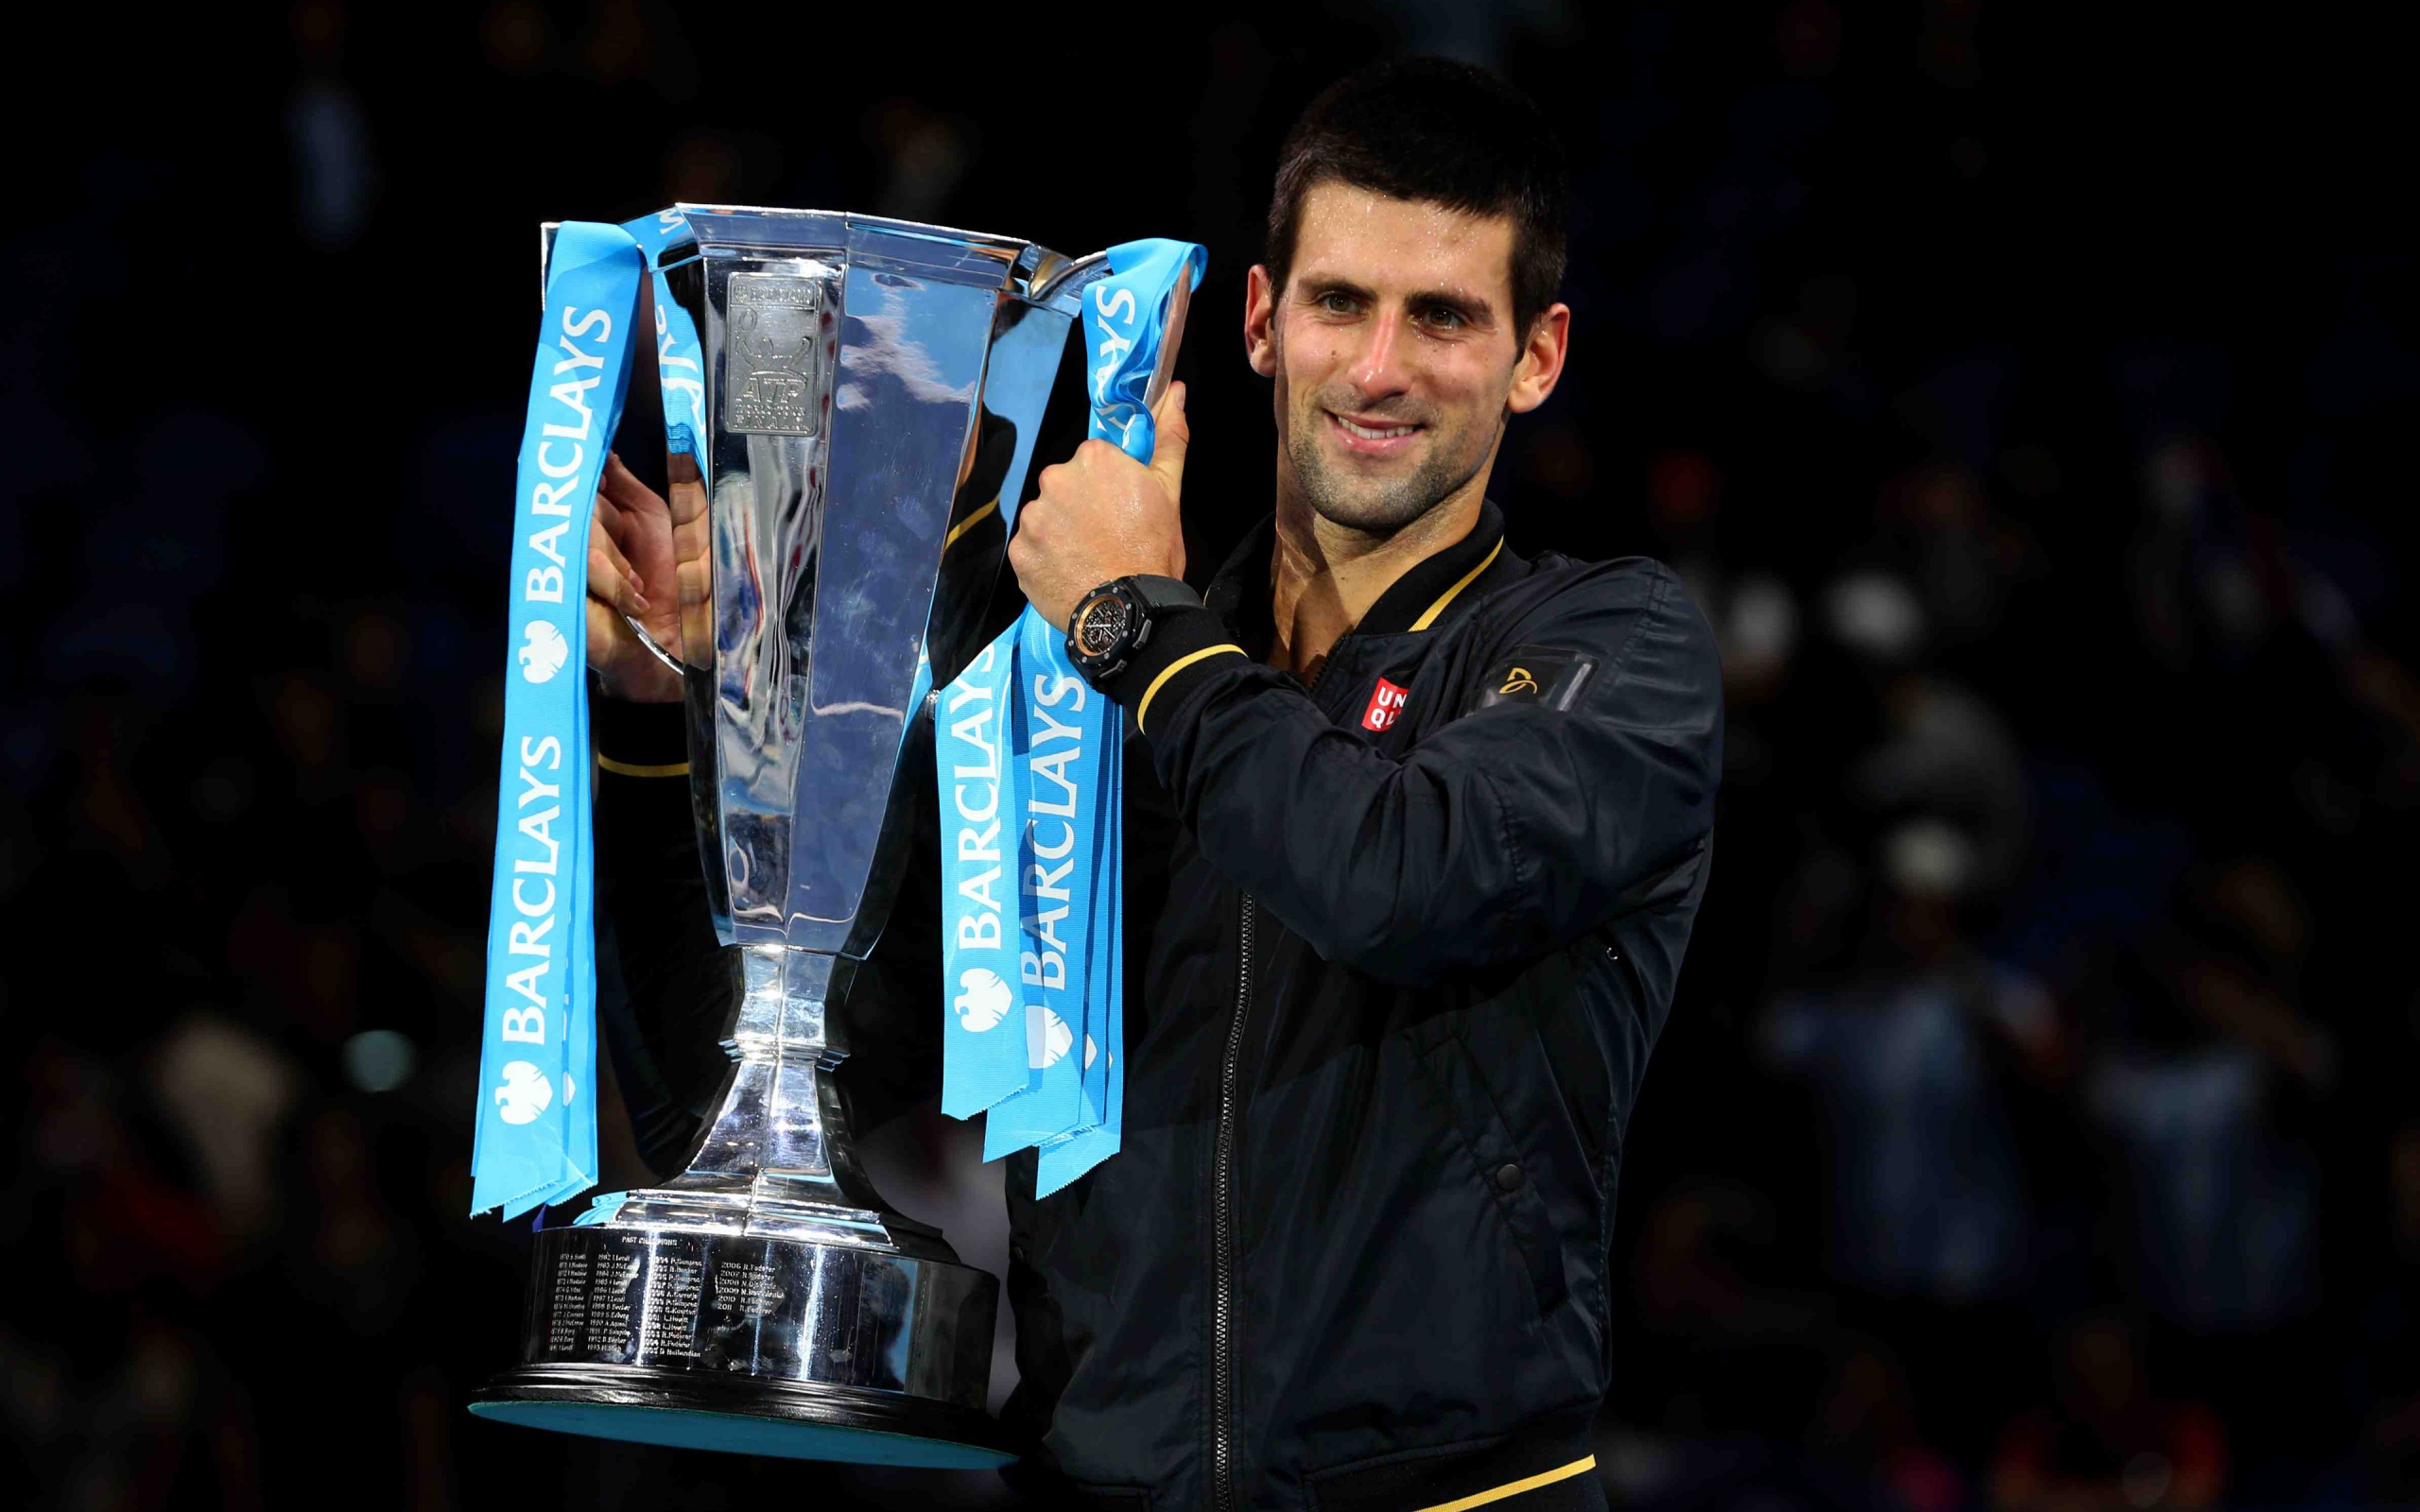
xmin=495 ymin=58 xmax=1720 ymax=1512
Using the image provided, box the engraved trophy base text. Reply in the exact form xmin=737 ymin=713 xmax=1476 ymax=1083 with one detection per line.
xmin=469 ymin=1218 xmax=1010 ymax=1467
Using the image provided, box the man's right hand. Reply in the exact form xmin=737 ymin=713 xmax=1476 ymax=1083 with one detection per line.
xmin=586 ymin=453 xmax=709 ymax=703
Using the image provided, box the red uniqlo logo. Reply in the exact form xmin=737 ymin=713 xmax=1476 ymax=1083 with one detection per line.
xmin=1361 ymin=678 xmax=1409 ymax=732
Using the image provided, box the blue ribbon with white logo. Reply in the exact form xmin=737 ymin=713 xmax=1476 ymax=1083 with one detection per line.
xmin=474 ymin=214 xmax=703 ymax=1221
xmin=937 ymin=238 xmax=1205 ymax=1196
xmin=977 ymin=606 xmax=1111 ymax=1166
xmin=473 ymin=220 xmax=644 ymax=1219
xmin=936 ymin=636 xmax=1025 ymax=1116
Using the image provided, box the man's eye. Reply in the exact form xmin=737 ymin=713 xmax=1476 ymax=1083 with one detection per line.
xmin=1422 ymin=306 xmax=1466 ymax=330
xmin=1320 ymin=292 xmax=1357 ymax=315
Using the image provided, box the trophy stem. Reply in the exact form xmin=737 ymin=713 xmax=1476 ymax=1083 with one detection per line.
xmin=619 ymin=944 xmax=951 ymax=1254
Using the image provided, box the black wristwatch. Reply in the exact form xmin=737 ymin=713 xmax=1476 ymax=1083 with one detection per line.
xmin=1064 ymin=575 xmax=1200 ymax=685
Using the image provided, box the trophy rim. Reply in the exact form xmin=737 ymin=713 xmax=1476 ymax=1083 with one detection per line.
xmin=670 ymin=199 xmax=1037 ymax=256
xmin=655 ymin=201 xmax=1104 ymax=307
xmin=470 ymin=1363 xmax=1017 ymax=1467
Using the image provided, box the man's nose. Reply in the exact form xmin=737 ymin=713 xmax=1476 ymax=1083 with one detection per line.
xmin=1346 ymin=310 xmax=1413 ymax=402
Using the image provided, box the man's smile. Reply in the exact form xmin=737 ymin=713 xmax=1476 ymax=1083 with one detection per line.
xmin=1324 ymin=408 xmax=1426 ymax=456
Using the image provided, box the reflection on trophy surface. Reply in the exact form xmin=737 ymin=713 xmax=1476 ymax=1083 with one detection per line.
xmin=470 ymin=205 xmax=1116 ymax=1465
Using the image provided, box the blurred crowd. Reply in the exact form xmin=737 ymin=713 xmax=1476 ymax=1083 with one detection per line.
xmin=5 ymin=3 xmax=2414 ymax=1509
xmin=1598 ymin=428 xmax=2420 ymax=1506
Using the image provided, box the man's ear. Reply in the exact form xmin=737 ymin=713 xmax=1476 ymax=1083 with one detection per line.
xmin=1506 ymin=301 xmax=1570 ymax=416
xmin=1244 ymin=265 xmax=1279 ymax=378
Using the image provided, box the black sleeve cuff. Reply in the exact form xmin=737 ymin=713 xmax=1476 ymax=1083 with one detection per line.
xmin=592 ymin=682 xmax=690 ymax=774
xmin=1098 ymin=606 xmax=1253 ymax=737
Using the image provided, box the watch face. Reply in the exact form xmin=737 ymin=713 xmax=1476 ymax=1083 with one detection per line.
xmin=1073 ymin=594 xmax=1133 ymax=661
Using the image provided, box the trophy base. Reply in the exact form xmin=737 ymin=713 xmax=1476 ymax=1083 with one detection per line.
xmin=470 ymin=1364 xmax=1014 ymax=1467
xmin=471 ymin=1213 xmax=1010 ymax=1466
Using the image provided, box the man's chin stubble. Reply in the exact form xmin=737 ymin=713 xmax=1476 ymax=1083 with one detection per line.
xmin=1288 ymin=423 xmax=1482 ymax=535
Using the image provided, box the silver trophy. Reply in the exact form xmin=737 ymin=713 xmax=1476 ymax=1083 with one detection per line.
xmin=471 ymin=207 xmax=1157 ymax=1465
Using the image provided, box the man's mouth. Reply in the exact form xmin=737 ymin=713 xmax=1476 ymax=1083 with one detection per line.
xmin=1326 ymin=410 xmax=1424 ymax=454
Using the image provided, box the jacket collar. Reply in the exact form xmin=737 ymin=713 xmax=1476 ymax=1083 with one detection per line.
xmin=1204 ymin=499 xmax=1520 ymax=660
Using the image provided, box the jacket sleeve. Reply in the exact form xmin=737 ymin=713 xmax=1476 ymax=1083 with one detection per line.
xmin=1100 ymin=565 xmax=1722 ymax=985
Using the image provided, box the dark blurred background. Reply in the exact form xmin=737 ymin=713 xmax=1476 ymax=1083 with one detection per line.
xmin=7 ymin=3 xmax=2418 ymax=1508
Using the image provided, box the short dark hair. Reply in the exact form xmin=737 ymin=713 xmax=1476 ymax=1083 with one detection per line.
xmin=1266 ymin=58 xmax=1569 ymax=334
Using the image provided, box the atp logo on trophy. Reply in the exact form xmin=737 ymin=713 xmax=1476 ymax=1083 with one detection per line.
xmin=724 ymin=271 xmax=825 ymax=437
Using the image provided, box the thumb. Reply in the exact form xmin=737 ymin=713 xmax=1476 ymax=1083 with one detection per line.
xmin=1148 ymin=381 xmax=1189 ymax=501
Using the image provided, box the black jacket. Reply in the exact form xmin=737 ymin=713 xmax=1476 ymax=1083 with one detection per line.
xmin=592 ymin=500 xmax=1722 ymax=1512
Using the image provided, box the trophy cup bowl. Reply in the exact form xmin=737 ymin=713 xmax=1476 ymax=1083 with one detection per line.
xmin=469 ymin=207 xmax=1116 ymax=1466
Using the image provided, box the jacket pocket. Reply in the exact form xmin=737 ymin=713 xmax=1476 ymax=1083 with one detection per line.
xmin=1407 ymin=1024 xmax=1567 ymax=1322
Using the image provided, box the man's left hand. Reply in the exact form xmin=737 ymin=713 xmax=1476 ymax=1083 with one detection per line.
xmin=1010 ymin=383 xmax=1190 ymax=631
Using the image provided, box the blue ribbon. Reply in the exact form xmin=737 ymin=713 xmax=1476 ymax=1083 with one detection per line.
xmin=474 ymin=213 xmax=702 ymax=1221
xmin=936 ymin=636 xmax=1027 ymax=1115
xmin=623 ymin=209 xmax=706 ymax=469
xmin=473 ymin=220 xmax=646 ymax=1219
xmin=977 ymin=607 xmax=1113 ymax=1167
xmin=938 ymin=238 xmax=1206 ymax=1197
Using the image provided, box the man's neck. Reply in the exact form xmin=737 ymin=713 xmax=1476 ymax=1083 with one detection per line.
xmin=1266 ymin=475 xmax=1487 ymax=680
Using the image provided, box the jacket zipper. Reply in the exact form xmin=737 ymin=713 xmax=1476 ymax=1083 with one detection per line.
xmin=1211 ymin=655 xmax=1324 ymax=1505
xmin=1210 ymin=892 xmax=1255 ymax=1512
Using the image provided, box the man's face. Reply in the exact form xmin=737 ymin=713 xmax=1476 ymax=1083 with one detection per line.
xmin=1247 ymin=180 xmax=1563 ymax=533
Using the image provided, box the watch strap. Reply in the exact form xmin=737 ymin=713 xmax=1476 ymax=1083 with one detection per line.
xmin=1126 ymin=574 xmax=1201 ymax=614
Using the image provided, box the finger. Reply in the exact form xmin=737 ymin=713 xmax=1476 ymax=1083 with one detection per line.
xmin=600 ymin=451 xmax=658 ymax=512
xmin=601 ymin=452 xmax=670 ymax=518
xmin=669 ymin=495 xmax=706 ymax=536
xmin=1149 ymin=381 xmax=1189 ymax=499
xmin=677 ymin=568 xmax=713 ymax=669
xmin=586 ymin=595 xmax=632 ymax=668
xmin=596 ymin=501 xmax=638 ymax=561
xmin=591 ymin=534 xmax=650 ymax=615
xmin=596 ymin=490 xmax=653 ymax=559
xmin=671 ymin=513 xmax=712 ymax=586
xmin=666 ymin=476 xmax=708 ymax=528
xmin=590 ymin=514 xmax=641 ymax=593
